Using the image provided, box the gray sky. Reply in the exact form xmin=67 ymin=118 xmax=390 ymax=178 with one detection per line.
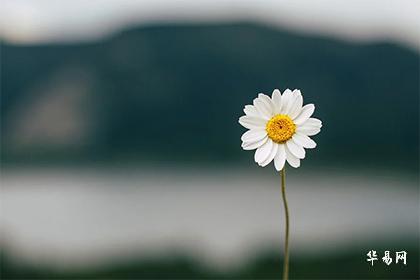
xmin=1 ymin=0 xmax=419 ymax=48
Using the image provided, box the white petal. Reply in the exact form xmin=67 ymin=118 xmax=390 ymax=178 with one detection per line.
xmin=260 ymin=142 xmax=278 ymax=167
xmin=280 ymin=89 xmax=293 ymax=113
xmin=285 ymin=145 xmax=301 ymax=168
xmin=242 ymin=136 xmax=268 ymax=150
xmin=258 ymin=93 xmax=275 ymax=115
xmin=243 ymin=105 xmax=260 ymax=117
xmin=292 ymin=133 xmax=316 ymax=149
xmin=239 ymin=115 xmax=266 ymax=129
xmin=286 ymin=138 xmax=305 ymax=159
xmin=293 ymin=89 xmax=302 ymax=97
xmin=254 ymin=139 xmax=273 ymax=164
xmin=293 ymin=104 xmax=315 ymax=124
xmin=297 ymin=126 xmax=320 ymax=136
xmin=241 ymin=129 xmax=267 ymax=142
xmin=274 ymin=144 xmax=286 ymax=171
xmin=253 ymin=98 xmax=271 ymax=120
xmin=302 ymin=117 xmax=322 ymax=128
xmin=297 ymin=118 xmax=321 ymax=135
xmin=288 ymin=93 xmax=303 ymax=119
xmin=271 ymin=89 xmax=282 ymax=114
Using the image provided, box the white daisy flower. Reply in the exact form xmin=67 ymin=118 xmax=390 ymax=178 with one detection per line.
xmin=239 ymin=89 xmax=322 ymax=170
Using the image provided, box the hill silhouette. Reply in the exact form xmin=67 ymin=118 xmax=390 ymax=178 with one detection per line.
xmin=1 ymin=23 xmax=419 ymax=168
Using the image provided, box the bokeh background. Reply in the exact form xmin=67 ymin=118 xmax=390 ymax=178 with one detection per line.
xmin=1 ymin=0 xmax=419 ymax=279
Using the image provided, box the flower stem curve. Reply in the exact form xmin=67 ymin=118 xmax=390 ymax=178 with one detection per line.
xmin=281 ymin=167 xmax=289 ymax=280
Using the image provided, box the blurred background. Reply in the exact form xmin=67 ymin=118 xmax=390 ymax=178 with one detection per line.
xmin=1 ymin=0 xmax=419 ymax=279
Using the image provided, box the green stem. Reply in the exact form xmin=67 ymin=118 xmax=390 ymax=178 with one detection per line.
xmin=281 ymin=167 xmax=290 ymax=280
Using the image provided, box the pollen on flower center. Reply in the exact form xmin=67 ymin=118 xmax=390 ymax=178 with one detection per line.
xmin=266 ymin=114 xmax=296 ymax=143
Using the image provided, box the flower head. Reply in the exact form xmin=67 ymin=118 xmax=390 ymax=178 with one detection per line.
xmin=239 ymin=89 xmax=322 ymax=170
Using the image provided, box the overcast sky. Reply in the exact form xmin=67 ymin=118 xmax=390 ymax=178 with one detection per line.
xmin=1 ymin=0 xmax=419 ymax=49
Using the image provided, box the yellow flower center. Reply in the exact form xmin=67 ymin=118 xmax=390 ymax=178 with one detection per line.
xmin=266 ymin=114 xmax=296 ymax=143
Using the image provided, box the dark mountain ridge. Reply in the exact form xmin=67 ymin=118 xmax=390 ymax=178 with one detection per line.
xmin=1 ymin=23 xmax=419 ymax=169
